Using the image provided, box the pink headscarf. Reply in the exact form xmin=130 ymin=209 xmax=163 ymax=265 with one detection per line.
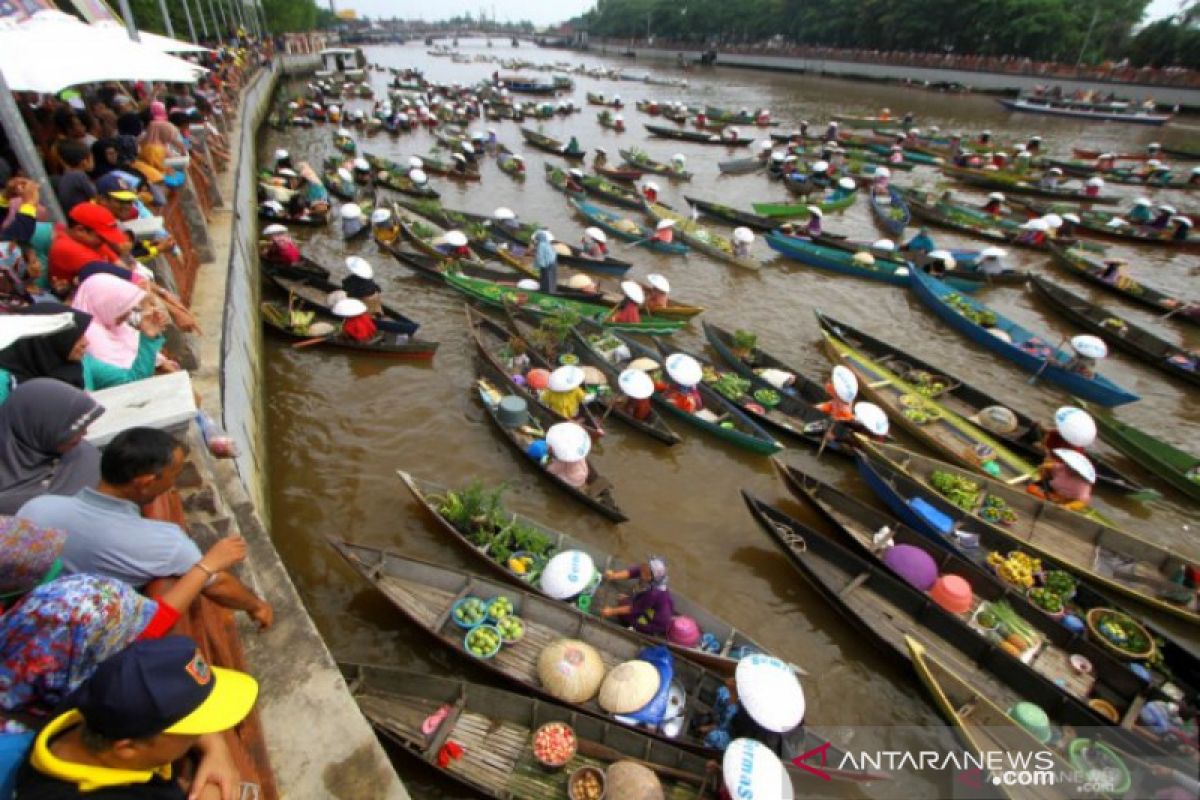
xmin=70 ymin=273 xmax=146 ymax=369
xmin=149 ymin=101 xmax=167 ymax=121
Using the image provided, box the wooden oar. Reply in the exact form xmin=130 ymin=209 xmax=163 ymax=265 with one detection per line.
xmin=574 ymin=739 xmax=706 ymax=786
xmin=292 ymin=335 xmax=331 ymax=349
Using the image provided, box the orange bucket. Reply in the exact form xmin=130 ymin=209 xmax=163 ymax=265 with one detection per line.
xmin=930 ymin=574 xmax=973 ymax=614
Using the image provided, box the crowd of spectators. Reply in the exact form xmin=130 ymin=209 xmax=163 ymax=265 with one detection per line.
xmin=1 ymin=28 xmax=278 ymax=800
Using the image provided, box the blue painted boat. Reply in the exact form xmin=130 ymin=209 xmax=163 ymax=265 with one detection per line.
xmin=869 ymin=186 xmax=908 ymax=239
xmin=765 ymin=233 xmax=981 ymax=292
xmin=908 ymin=268 xmax=1139 ymax=406
xmin=568 ymin=198 xmax=690 ymax=255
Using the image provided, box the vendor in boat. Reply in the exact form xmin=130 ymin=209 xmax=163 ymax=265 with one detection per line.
xmin=273 ymin=148 xmax=293 ymax=174
xmin=888 ymin=144 xmax=906 ymax=165
xmin=1150 ymin=204 xmax=1176 ymax=230
xmin=983 ymin=192 xmax=1006 ymax=216
xmin=924 ymin=250 xmax=955 ymax=278
xmin=1099 ymin=258 xmax=1128 ymax=285
xmin=541 ymin=365 xmax=588 ymax=420
xmin=371 ymin=207 xmax=401 ymax=245
xmin=756 ymin=141 xmax=773 ymax=164
xmin=641 ymin=181 xmax=660 ymax=204
xmin=1172 ymin=216 xmax=1193 ymax=241
xmin=409 ymin=167 xmax=431 ymax=190
xmin=662 ymin=353 xmax=703 ymax=413
xmin=593 ymin=148 xmax=610 ymax=169
xmin=565 ymin=273 xmax=600 ymax=296
xmin=1025 ymin=135 xmax=1043 ymax=155
xmin=823 ymin=120 xmax=839 ymax=141
xmin=438 ymin=230 xmax=472 ymax=260
xmin=332 ymin=296 xmax=376 ymax=343
xmin=732 ymin=227 xmax=755 ymax=259
xmin=755 ymin=108 xmax=771 ymax=125
xmin=339 ymin=203 xmax=367 ymax=239
xmin=609 ymin=281 xmax=644 ymax=325
xmin=298 ymin=164 xmax=331 ymax=216
xmin=1017 ymin=217 xmax=1049 ymax=246
xmin=695 ymin=657 xmax=806 ymax=757
xmin=613 ymin=114 xmax=626 ymax=132
xmin=1127 ymin=197 xmax=1154 ymax=224
xmin=580 ymin=227 xmax=608 ymax=260
xmin=977 ymin=129 xmax=993 ymax=146
xmin=259 ymin=199 xmax=287 ymax=221
xmin=492 ymin=206 xmax=521 ymax=233
xmin=652 ymin=219 xmax=677 ymax=245
xmin=1058 ymin=213 xmax=1080 ymax=237
xmin=871 ymin=166 xmax=891 ymax=196
xmin=341 ymin=256 xmax=383 ymax=315
xmin=817 ymin=365 xmax=857 ymax=422
xmin=644 ymin=273 xmax=671 ymax=311
xmin=670 ymin=153 xmax=688 ymax=175
xmin=502 ymin=337 xmax=532 ymax=374
xmin=723 ymin=126 xmax=742 ymax=144
xmin=544 ymin=421 xmax=590 ymax=488
xmin=1064 ymin=334 xmax=1107 ymax=378
xmin=1083 ymin=176 xmax=1106 ymax=198
xmin=533 ymin=229 xmax=558 ymax=294
xmin=351 ymin=157 xmax=372 ymax=186
xmin=565 ymin=136 xmax=583 ymax=157
xmin=1029 ymin=448 xmax=1096 ymax=510
xmin=616 ymin=366 xmax=655 ymax=421
xmin=451 ymin=152 xmax=471 ymax=175
xmin=459 ymin=141 xmax=477 ymax=164
xmin=599 ymin=556 xmax=675 ymax=636
xmin=565 ymin=168 xmax=586 ymax=194
xmin=1139 ymin=159 xmax=1171 ymax=182
xmin=1038 ymin=167 xmax=1064 ymax=189
xmin=260 ymin=224 xmax=300 ymax=267
xmin=804 ymin=206 xmax=824 ymax=237
xmin=977 ymin=247 xmax=1009 ymax=276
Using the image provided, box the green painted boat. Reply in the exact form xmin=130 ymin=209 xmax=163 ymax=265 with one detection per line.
xmin=618 ymin=148 xmax=693 ymax=180
xmin=643 ymin=202 xmax=759 ymax=270
xmin=1089 ymin=409 xmax=1200 ymax=504
xmin=751 ymin=190 xmax=857 ymax=219
xmin=443 ymin=271 xmax=686 ymax=336
xmin=941 ymin=165 xmax=1121 ymax=204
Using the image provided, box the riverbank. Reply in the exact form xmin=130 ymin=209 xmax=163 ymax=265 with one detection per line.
xmin=578 ymin=41 xmax=1200 ymax=112
xmin=188 ymin=53 xmax=410 ymax=799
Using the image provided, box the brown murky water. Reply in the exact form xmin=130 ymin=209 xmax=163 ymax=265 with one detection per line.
xmin=261 ymin=40 xmax=1199 ymax=797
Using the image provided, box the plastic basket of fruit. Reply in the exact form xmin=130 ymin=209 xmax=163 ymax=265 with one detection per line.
xmin=532 ymin=721 xmax=577 ymax=771
xmin=506 ymin=551 xmax=544 ymax=581
xmin=1042 ymin=570 xmax=1076 ymax=600
xmin=451 ymin=596 xmax=488 ymax=629
xmin=463 ymin=624 xmax=502 ymax=659
xmin=568 ymin=765 xmax=606 ymax=800
xmin=496 ymin=615 xmax=525 ymax=644
xmin=752 ymin=388 xmax=781 ymax=409
xmin=1085 ymin=608 xmax=1155 ymax=660
xmin=486 ymin=595 xmax=516 ymax=624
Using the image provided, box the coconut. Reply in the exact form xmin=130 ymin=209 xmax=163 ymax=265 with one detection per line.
xmin=538 ymin=639 xmax=606 ymax=703
xmin=605 ymin=761 xmax=664 ymax=800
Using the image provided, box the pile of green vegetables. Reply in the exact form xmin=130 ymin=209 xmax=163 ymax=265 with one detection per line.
xmin=977 ymin=599 xmax=1038 ymax=645
xmin=1094 ymin=611 xmax=1152 ymax=655
xmin=433 ymin=482 xmax=555 ymax=565
xmin=709 ymin=373 xmax=751 ymax=401
xmin=930 ymin=469 xmax=981 ymax=510
xmin=1028 ymin=587 xmax=1065 ymax=613
xmin=944 ymin=293 xmax=999 ymax=327
xmin=907 ymin=371 xmax=948 ymax=398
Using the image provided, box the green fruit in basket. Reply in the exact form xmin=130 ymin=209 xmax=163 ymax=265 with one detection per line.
xmin=488 ymin=596 xmax=514 ymax=619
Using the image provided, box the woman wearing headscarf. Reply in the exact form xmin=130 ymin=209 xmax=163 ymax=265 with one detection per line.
xmin=69 ymin=272 xmax=168 ymax=379
xmin=0 ymin=378 xmax=103 ymax=515
xmin=0 ymin=517 xmax=66 ymax=612
xmin=533 ymin=229 xmax=557 ymax=294
xmin=0 ymin=305 xmax=90 ymax=404
xmin=114 ymin=112 xmax=144 ymax=166
xmin=599 ymin=557 xmax=675 ymax=636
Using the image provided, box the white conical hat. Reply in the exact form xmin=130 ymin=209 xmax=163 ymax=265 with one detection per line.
xmin=1070 ymin=334 xmax=1107 ymax=359
xmin=444 ymin=230 xmax=469 ymax=247
xmin=408 ymin=156 xmax=424 ymax=169
xmin=340 ymin=204 xmax=363 ymax=219
xmin=811 ymin=160 xmax=829 ymax=172
xmin=723 ymin=739 xmax=793 ymax=800
xmin=517 ymin=278 xmax=540 ymax=291
xmin=1054 ymin=406 xmax=1096 ymax=448
xmin=540 ymin=550 xmax=596 ymax=599
xmin=854 ymin=402 xmax=889 ymax=436
xmin=584 ymin=227 xmax=607 ymax=244
xmin=493 ymin=207 xmax=516 ymax=220
xmin=567 ymin=273 xmax=597 ymax=290
xmin=345 ymin=256 xmax=373 ymax=279
xmin=620 ymin=281 xmax=645 ymax=304
xmin=1053 ymin=449 xmax=1096 ymax=484
xmin=665 ymin=353 xmax=702 ymax=387
xmin=337 ymin=167 xmax=353 ymax=183
xmin=736 ymin=654 xmax=805 ymax=733
xmin=733 ymin=227 xmax=754 ymax=244
xmin=332 ymin=297 xmax=367 ymax=317
xmin=548 ymin=365 xmax=585 ymax=392
xmin=838 ymin=177 xmax=857 ymax=191
xmin=262 ymin=224 xmax=288 ymax=236
xmin=831 ymin=365 xmax=858 ymax=403
xmin=546 ymin=422 xmax=591 ymax=462
xmin=618 ymin=368 xmax=654 ymax=399
xmin=353 ymin=158 xmax=370 ymax=171
xmin=872 ymin=239 xmax=895 ymax=251
xmin=370 ymin=208 xmax=392 ymax=225
xmin=646 ymin=273 xmax=670 ymax=293
xmin=409 ymin=169 xmax=428 ymax=184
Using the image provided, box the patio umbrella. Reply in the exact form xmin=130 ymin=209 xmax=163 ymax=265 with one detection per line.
xmin=91 ymin=19 xmax=212 ymax=54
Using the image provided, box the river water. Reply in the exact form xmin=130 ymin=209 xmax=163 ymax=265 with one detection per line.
xmin=260 ymin=40 xmax=1198 ymax=798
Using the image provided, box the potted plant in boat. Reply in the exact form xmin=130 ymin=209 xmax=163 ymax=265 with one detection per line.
xmin=531 ymin=308 xmax=582 ymax=361
xmin=730 ymin=329 xmax=758 ymax=361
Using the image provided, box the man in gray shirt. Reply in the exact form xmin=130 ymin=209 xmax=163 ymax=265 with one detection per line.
xmin=19 ymin=427 xmax=274 ymax=628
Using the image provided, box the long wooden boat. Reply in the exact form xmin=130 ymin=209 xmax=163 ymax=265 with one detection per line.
xmin=765 ymin=233 xmax=981 ymax=291
xmin=267 ymin=274 xmax=420 ymax=336
xmin=819 ymin=323 xmax=1037 ymax=483
xmin=569 ymin=198 xmax=690 ymax=256
xmin=544 ymin=164 xmax=646 ymax=210
xmin=901 ymin=189 xmax=1035 ymax=248
xmin=1036 ymin=157 xmax=1194 ymax=190
xmin=542 ymin=162 xmax=586 ymax=202
xmin=475 ymin=360 xmax=626 ymax=522
xmin=594 ymin=161 xmax=644 ymax=182
xmin=467 ymin=306 xmax=605 ymax=439
xmin=411 ymin=153 xmax=481 ymax=182
xmin=505 ymin=312 xmax=682 ymax=445
xmin=682 ymin=196 xmax=776 ymax=231
xmin=869 ymin=186 xmax=909 ymax=239
xmin=618 ymin=148 xmax=693 ymax=180
xmin=741 ymin=493 xmax=1176 ymax=759
xmin=330 ymin=545 xmax=884 ymax=785
xmin=750 ymin=190 xmax=857 ymax=219
xmin=1030 ymin=277 xmax=1199 ymax=388
xmin=259 ymin=302 xmax=438 ymax=359
xmin=941 ymin=165 xmax=1120 ymax=204
xmin=814 ymin=313 xmax=1149 ymax=496
xmin=1009 ymin=198 xmax=1200 ymax=252
xmin=338 ymin=662 xmax=717 ymax=798
xmin=520 ymin=127 xmax=585 ymax=160
xmin=1047 ymin=244 xmax=1200 ymax=327
xmin=573 ymin=321 xmax=783 ymax=455
xmin=909 ymin=269 xmax=1139 ymax=407
xmin=643 ymin=203 xmax=759 ymax=270
xmin=717 ymin=157 xmax=765 ymax=175
xmin=257 ymin=207 xmax=328 ymax=227
xmin=260 ymin=254 xmax=330 ymax=282
xmin=857 ymin=441 xmax=1200 ymax=625
xmin=341 ymin=196 xmax=376 ymax=242
xmin=397 ymin=470 xmax=781 ymax=673
xmin=1090 ymin=409 xmax=1200 ymax=504
xmin=778 ymin=460 xmax=1200 ymax=701
xmin=321 ymin=158 xmax=358 ymax=202
xmin=644 ymin=124 xmax=753 ymax=146
xmin=371 ymin=165 xmax=440 ymax=199
xmin=998 ymin=97 xmax=1171 ymax=126
xmin=702 ymin=322 xmax=835 ymax=409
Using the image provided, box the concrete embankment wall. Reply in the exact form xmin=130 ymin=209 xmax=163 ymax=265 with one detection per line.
xmin=592 ymin=43 xmax=1200 ymax=109
xmin=195 ymin=55 xmax=411 ymax=799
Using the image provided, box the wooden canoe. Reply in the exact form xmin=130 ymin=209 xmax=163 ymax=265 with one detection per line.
xmin=475 ymin=359 xmax=627 ymax=522
xmin=467 ymin=306 xmax=606 ymax=439
xmin=1090 ymin=409 xmax=1200 ymax=504
xmin=901 ymin=189 xmax=1046 ymax=249
xmin=683 ymin=197 xmax=776 ymax=231
xmin=594 ymin=162 xmax=644 ymax=182
xmin=618 ymin=148 xmax=693 ymax=180
xmin=260 ymin=254 xmax=330 ymax=282
xmin=750 ymin=190 xmax=857 ymax=219
xmin=574 ymin=321 xmax=782 ymax=455
xmin=1008 ymin=197 xmax=1200 ymax=251
xmin=331 ymin=543 xmax=886 ymax=785
xmin=397 ymin=469 xmax=783 ymax=674
xmin=644 ymin=123 xmax=754 ymax=146
xmin=321 ymin=158 xmax=358 ymax=202
xmin=778 ymin=459 xmax=1200 ymax=701
xmin=257 ymin=207 xmax=328 ymax=227
xmin=642 ymin=203 xmax=759 ymax=270
xmin=765 ymin=233 xmax=979 ymax=291
xmin=1029 ymin=276 xmax=1198 ymax=388
xmin=569 ymin=198 xmax=690 ymax=256
xmin=818 ymin=323 xmax=1038 ymax=484
xmin=940 ymin=165 xmax=1120 ymax=204
xmin=741 ymin=493 xmax=1174 ymax=758
xmin=1046 ymin=244 xmax=1199 ymax=327
xmin=520 ymin=127 xmax=585 ymax=160
xmin=814 ymin=313 xmax=1150 ymax=497
xmin=505 ymin=312 xmax=681 ymax=445
xmin=869 ymin=186 xmax=909 ymax=239
xmin=267 ymin=274 xmax=420 ymax=336
xmin=717 ymin=157 xmax=765 ymax=175
xmin=857 ymin=441 xmax=1200 ymax=625
xmin=701 ymin=323 xmax=835 ymax=408
xmin=338 ymin=661 xmax=716 ymax=798
xmin=908 ymin=269 xmax=1139 ymax=407
xmin=259 ymin=302 xmax=438 ymax=359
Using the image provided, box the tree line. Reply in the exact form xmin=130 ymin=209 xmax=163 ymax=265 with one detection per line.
xmin=577 ymin=0 xmax=1200 ymax=69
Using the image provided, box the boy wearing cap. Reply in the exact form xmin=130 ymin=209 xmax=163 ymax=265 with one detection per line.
xmin=47 ymin=205 xmax=127 ymax=286
xmin=17 ymin=636 xmax=257 ymax=800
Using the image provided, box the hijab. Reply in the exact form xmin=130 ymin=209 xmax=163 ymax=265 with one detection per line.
xmin=0 ymin=378 xmax=103 ymax=515
xmin=0 ymin=516 xmax=66 ymax=599
xmin=89 ymin=137 xmax=123 ymax=179
xmin=0 ymin=303 xmax=91 ymax=391
xmin=0 ymin=574 xmax=156 ymax=719
xmin=71 ymin=273 xmax=146 ymax=369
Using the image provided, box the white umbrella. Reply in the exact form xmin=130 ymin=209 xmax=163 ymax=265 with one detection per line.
xmin=0 ymin=11 xmax=204 ymax=94
xmin=91 ymin=19 xmax=212 ymax=54
xmin=723 ymin=738 xmax=794 ymax=799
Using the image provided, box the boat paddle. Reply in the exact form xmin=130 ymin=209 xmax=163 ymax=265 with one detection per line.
xmin=292 ymin=335 xmax=332 ymax=349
